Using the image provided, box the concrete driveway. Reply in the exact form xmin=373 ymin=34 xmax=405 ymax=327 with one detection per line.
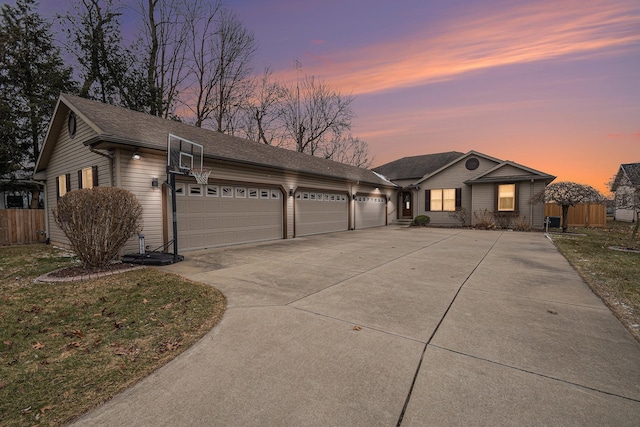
xmin=74 ymin=227 xmax=640 ymax=426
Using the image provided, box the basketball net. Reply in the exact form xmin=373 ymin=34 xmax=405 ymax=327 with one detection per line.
xmin=190 ymin=167 xmax=212 ymax=185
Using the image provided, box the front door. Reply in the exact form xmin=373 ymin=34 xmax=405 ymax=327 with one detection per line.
xmin=401 ymin=191 xmax=412 ymax=218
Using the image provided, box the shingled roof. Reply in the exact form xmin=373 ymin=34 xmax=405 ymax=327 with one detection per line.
xmin=372 ymin=151 xmax=465 ymax=181
xmin=36 ymin=94 xmax=395 ymax=188
xmin=612 ymin=163 xmax=640 ymax=191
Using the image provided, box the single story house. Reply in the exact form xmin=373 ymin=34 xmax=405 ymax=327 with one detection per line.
xmin=611 ymin=163 xmax=640 ymax=222
xmin=373 ymin=151 xmax=555 ymax=228
xmin=34 ymin=94 xmax=555 ymax=256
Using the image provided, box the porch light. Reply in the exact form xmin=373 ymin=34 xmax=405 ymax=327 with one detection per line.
xmin=132 ymin=151 xmax=141 ymax=160
xmin=152 ymin=178 xmax=159 ymax=189
xmin=289 ymin=188 xmax=294 ymax=197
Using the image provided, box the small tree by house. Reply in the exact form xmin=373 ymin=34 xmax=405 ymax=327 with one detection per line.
xmin=53 ymin=187 xmax=143 ymax=269
xmin=538 ymin=181 xmax=604 ymax=233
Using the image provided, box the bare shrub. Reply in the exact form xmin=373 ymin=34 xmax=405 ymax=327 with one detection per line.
xmin=53 ymin=187 xmax=143 ymax=269
xmin=494 ymin=213 xmax=512 ymax=229
xmin=513 ymin=215 xmax=532 ymax=231
xmin=473 ymin=209 xmax=496 ymax=229
xmin=449 ymin=207 xmax=469 ymax=226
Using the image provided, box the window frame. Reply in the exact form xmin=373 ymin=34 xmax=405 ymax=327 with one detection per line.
xmin=425 ymin=188 xmax=461 ymax=212
xmin=497 ymin=183 xmax=517 ymax=212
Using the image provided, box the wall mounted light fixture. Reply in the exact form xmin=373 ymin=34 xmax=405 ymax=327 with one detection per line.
xmin=151 ymin=178 xmax=159 ymax=188
xmin=289 ymin=188 xmax=294 ymax=197
xmin=132 ymin=151 xmax=141 ymax=160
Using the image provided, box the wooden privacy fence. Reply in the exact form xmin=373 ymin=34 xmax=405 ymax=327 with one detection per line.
xmin=544 ymin=203 xmax=607 ymax=227
xmin=0 ymin=209 xmax=47 ymax=245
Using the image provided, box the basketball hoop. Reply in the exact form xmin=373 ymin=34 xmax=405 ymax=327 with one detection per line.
xmin=190 ymin=167 xmax=212 ymax=185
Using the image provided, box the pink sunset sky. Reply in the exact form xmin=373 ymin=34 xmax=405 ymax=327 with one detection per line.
xmin=38 ymin=0 xmax=639 ymax=194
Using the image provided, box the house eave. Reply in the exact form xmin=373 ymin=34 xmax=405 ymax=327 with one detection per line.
xmin=465 ymin=175 xmax=556 ymax=185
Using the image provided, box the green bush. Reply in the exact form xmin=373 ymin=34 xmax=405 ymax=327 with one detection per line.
xmin=411 ymin=215 xmax=431 ymax=226
xmin=53 ymin=187 xmax=143 ymax=269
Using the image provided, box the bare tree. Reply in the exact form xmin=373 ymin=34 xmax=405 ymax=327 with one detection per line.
xmin=209 ymin=7 xmax=257 ymax=133
xmin=184 ymin=0 xmax=222 ymax=127
xmin=240 ymin=67 xmax=288 ymax=145
xmin=60 ymin=0 xmax=145 ymax=111
xmin=136 ymin=0 xmax=191 ymax=118
xmin=325 ymin=134 xmax=373 ymax=168
xmin=283 ymin=75 xmax=354 ymax=156
xmin=537 ymin=181 xmax=604 ymax=232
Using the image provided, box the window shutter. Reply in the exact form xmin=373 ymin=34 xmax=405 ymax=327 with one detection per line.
xmin=514 ymin=182 xmax=520 ymax=212
xmin=455 ymin=188 xmax=462 ymax=208
xmin=56 ymin=177 xmax=60 ymax=199
xmin=66 ymin=174 xmax=71 ymax=192
xmin=494 ymin=184 xmax=499 ymax=212
xmin=78 ymin=170 xmax=83 ymax=189
xmin=92 ymin=166 xmax=99 ymax=187
xmin=425 ymin=190 xmax=431 ymax=211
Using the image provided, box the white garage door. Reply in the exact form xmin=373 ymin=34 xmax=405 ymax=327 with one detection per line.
xmin=176 ymin=182 xmax=283 ymax=251
xmin=354 ymin=195 xmax=386 ymax=229
xmin=295 ymin=191 xmax=348 ymax=236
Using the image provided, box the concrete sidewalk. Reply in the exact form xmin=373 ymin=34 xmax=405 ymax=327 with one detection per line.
xmin=73 ymin=227 xmax=640 ymax=426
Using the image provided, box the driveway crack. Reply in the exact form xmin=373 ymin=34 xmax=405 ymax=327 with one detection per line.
xmin=396 ymin=231 xmax=504 ymax=426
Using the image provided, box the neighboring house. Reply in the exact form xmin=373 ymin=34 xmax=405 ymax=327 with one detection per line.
xmin=34 ymin=94 xmax=396 ymax=254
xmin=611 ymin=163 xmax=640 ymax=223
xmin=373 ymin=151 xmax=556 ymax=229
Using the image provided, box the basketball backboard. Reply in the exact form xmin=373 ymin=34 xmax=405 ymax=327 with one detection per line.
xmin=167 ymin=133 xmax=203 ymax=174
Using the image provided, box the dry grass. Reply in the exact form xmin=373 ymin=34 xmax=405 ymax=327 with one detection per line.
xmin=550 ymin=220 xmax=640 ymax=342
xmin=0 ymin=245 xmax=226 ymax=427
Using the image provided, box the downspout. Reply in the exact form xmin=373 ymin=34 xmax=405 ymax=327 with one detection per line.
xmin=89 ymin=146 xmax=115 ymax=186
xmin=530 ymin=179 xmax=534 ymax=227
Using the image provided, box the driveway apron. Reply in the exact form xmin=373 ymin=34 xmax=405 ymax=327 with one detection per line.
xmin=73 ymin=228 xmax=640 ymax=426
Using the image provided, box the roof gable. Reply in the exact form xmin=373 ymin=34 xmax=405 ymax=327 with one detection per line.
xmin=465 ymin=160 xmax=556 ymax=184
xmin=36 ymin=94 xmax=396 ymax=188
xmin=612 ymin=163 xmax=640 ymax=191
xmin=372 ymin=151 xmax=464 ymax=181
xmin=410 ymin=151 xmax=501 ymax=186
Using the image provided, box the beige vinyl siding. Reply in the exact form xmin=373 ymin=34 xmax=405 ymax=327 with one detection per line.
xmin=117 ymin=150 xmax=167 ymax=254
xmin=518 ymin=180 xmax=547 ymax=229
xmin=483 ymin=164 xmax=526 ymax=178
xmin=470 ymin=183 xmax=495 ymax=226
xmin=46 ymin=115 xmax=111 ymax=248
xmin=419 ymin=157 xmax=498 ymax=226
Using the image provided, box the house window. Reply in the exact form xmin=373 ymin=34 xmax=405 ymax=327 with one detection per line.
xmin=221 ymin=186 xmax=233 ymax=197
xmin=57 ymin=174 xmax=71 ymax=198
xmin=260 ymin=189 xmax=270 ymax=199
xmin=430 ymin=189 xmax=456 ymax=211
xmin=189 ymin=184 xmax=202 ymax=196
xmin=498 ymin=184 xmax=516 ymax=211
xmin=235 ymin=187 xmax=246 ymax=198
xmin=175 ymin=183 xmax=185 ymax=196
xmin=425 ymin=188 xmax=461 ymax=211
xmin=206 ymin=185 xmax=218 ymax=197
xmin=248 ymin=188 xmax=258 ymax=198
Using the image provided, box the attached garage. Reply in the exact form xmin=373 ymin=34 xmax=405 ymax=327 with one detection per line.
xmin=176 ymin=181 xmax=283 ymax=250
xmin=354 ymin=195 xmax=386 ymax=229
xmin=295 ymin=190 xmax=349 ymax=236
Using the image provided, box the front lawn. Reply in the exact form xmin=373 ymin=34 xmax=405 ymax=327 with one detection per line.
xmin=0 ymin=245 xmax=226 ymax=427
xmin=550 ymin=221 xmax=640 ymax=342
